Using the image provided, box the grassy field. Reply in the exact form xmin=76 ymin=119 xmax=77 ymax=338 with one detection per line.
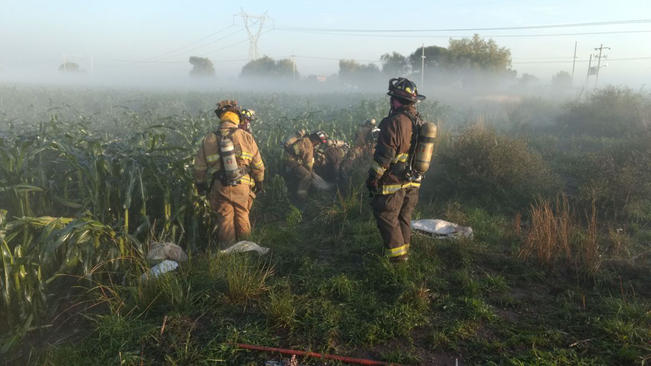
xmin=0 ymin=86 xmax=649 ymax=365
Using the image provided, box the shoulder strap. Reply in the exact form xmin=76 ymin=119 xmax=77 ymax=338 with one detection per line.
xmin=394 ymin=110 xmax=422 ymax=171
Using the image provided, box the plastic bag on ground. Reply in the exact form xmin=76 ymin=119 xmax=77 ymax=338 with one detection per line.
xmin=411 ymin=219 xmax=473 ymax=239
xmin=146 ymin=242 xmax=188 ymax=262
xmin=220 ymin=241 xmax=270 ymax=255
xmin=140 ymin=260 xmax=179 ymax=281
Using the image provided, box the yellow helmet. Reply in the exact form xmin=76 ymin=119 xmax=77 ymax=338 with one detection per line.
xmin=240 ymin=108 xmax=256 ymax=121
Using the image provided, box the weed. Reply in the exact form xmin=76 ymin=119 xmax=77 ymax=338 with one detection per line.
xmin=213 ymin=253 xmax=274 ymax=305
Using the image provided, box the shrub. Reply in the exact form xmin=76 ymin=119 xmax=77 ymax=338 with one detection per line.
xmin=427 ymin=124 xmax=560 ymax=211
xmin=556 ymin=87 xmax=650 ymax=138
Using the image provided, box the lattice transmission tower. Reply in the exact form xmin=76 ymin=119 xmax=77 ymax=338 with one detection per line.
xmin=237 ymin=10 xmax=269 ymax=60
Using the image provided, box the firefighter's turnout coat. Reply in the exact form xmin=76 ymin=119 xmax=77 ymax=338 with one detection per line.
xmin=370 ymin=105 xmax=421 ymax=261
xmin=194 ymin=111 xmax=265 ymax=246
xmin=284 ymin=136 xmax=316 ymax=198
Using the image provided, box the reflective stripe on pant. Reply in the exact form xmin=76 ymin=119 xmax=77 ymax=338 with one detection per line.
xmin=209 ymin=182 xmax=255 ymax=247
xmin=371 ymin=187 xmax=419 ymax=259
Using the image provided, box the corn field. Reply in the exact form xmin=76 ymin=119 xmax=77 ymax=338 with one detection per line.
xmin=2 ymin=86 xmax=649 ymax=365
xmin=0 ymin=87 xmax=445 ymax=350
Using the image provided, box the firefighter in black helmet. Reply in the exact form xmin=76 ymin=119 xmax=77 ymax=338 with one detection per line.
xmin=367 ymin=78 xmax=426 ymax=263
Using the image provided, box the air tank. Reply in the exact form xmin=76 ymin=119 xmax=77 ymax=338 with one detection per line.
xmin=412 ymin=122 xmax=437 ymax=174
xmin=220 ymin=137 xmax=241 ymax=183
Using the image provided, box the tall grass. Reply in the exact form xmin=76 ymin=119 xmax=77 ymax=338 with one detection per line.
xmin=519 ymin=195 xmax=601 ymax=273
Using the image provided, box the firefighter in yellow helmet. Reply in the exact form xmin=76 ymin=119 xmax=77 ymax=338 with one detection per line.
xmin=193 ymin=100 xmax=265 ymax=248
xmin=239 ymin=108 xmax=256 ymax=133
xmin=367 ymin=78 xmax=427 ymax=263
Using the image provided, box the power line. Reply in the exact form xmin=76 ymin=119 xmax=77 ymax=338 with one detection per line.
xmin=206 ymin=28 xmax=275 ymax=57
xmin=277 ymin=29 xmax=651 ymax=39
xmin=275 ymin=19 xmax=651 ymax=33
xmin=511 ymin=56 xmax=650 ymax=64
xmin=289 ymin=54 xmax=380 ymax=62
xmin=143 ymin=24 xmax=237 ymax=61
xmin=145 ymin=28 xmax=244 ymax=62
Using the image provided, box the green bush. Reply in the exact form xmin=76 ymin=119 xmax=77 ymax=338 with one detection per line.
xmin=427 ymin=124 xmax=560 ymax=211
xmin=556 ymin=87 xmax=650 ymax=138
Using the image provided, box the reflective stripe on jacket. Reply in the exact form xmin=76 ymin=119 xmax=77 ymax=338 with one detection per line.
xmin=194 ymin=118 xmax=265 ymax=188
xmin=286 ymin=136 xmax=315 ymax=170
xmin=371 ymin=105 xmax=419 ymax=195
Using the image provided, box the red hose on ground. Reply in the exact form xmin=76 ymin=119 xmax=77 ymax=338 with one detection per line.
xmin=236 ymin=343 xmax=402 ymax=366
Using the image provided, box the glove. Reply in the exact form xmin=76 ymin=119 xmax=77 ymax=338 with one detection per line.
xmin=254 ymin=181 xmax=264 ymax=194
xmin=196 ymin=182 xmax=208 ymax=196
xmin=366 ymin=175 xmax=379 ymax=196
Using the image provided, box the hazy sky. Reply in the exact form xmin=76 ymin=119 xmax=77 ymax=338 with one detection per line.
xmin=1 ymin=0 xmax=650 ymax=87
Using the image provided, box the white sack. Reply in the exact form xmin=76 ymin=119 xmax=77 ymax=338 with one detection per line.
xmin=140 ymin=260 xmax=179 ymax=280
xmin=146 ymin=242 xmax=188 ymax=262
xmin=220 ymin=241 xmax=270 ymax=255
xmin=411 ymin=219 xmax=473 ymax=239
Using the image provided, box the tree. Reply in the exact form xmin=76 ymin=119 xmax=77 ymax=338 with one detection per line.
xmin=551 ymin=71 xmax=572 ymax=89
xmin=407 ymin=45 xmax=449 ymax=72
xmin=380 ymin=52 xmax=409 ymax=76
xmin=240 ymin=56 xmax=296 ymax=78
xmin=519 ymin=73 xmax=539 ymax=88
xmin=447 ymin=34 xmax=512 ymax=73
xmin=58 ymin=62 xmax=80 ymax=72
xmin=189 ymin=56 xmax=215 ymax=77
xmin=338 ymin=59 xmax=381 ymax=85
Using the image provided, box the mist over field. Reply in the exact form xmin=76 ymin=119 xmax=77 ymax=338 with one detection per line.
xmin=1 ymin=1 xmax=651 ymax=365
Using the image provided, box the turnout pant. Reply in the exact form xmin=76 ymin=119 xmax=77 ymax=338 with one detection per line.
xmin=285 ymin=163 xmax=312 ymax=199
xmin=371 ymin=187 xmax=419 ymax=261
xmin=208 ymin=183 xmax=255 ymax=248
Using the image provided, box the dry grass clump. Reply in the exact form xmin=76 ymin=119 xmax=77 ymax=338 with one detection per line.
xmin=519 ymin=196 xmax=601 ymax=273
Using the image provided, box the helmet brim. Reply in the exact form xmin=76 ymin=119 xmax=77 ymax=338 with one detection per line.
xmin=387 ymin=91 xmax=426 ymax=103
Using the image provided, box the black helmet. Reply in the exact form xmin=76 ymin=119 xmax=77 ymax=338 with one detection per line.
xmin=310 ymin=130 xmax=328 ymax=144
xmin=215 ymin=99 xmax=240 ymax=117
xmin=387 ymin=78 xmax=425 ymax=103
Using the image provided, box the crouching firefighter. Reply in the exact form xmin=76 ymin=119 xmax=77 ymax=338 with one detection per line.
xmin=193 ymin=100 xmax=265 ymax=248
xmin=283 ymin=130 xmax=328 ymax=200
xmin=366 ymin=78 xmax=437 ymax=263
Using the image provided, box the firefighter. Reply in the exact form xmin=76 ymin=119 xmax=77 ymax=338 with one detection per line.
xmin=340 ymin=119 xmax=379 ymax=181
xmin=314 ymin=138 xmax=349 ymax=184
xmin=193 ymin=100 xmax=265 ymax=248
xmin=239 ymin=108 xmax=256 ymax=133
xmin=283 ymin=130 xmax=328 ymax=199
xmin=352 ymin=118 xmax=378 ymax=156
xmin=366 ymin=78 xmax=426 ymax=263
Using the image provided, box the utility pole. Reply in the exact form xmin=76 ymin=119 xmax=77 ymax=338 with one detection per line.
xmin=238 ymin=10 xmax=268 ymax=60
xmin=420 ymin=44 xmax=425 ymax=89
xmin=593 ymin=44 xmax=610 ymax=88
xmin=291 ymin=54 xmax=297 ymax=80
xmin=571 ymin=41 xmax=577 ymax=83
xmin=585 ymin=53 xmax=593 ymax=87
